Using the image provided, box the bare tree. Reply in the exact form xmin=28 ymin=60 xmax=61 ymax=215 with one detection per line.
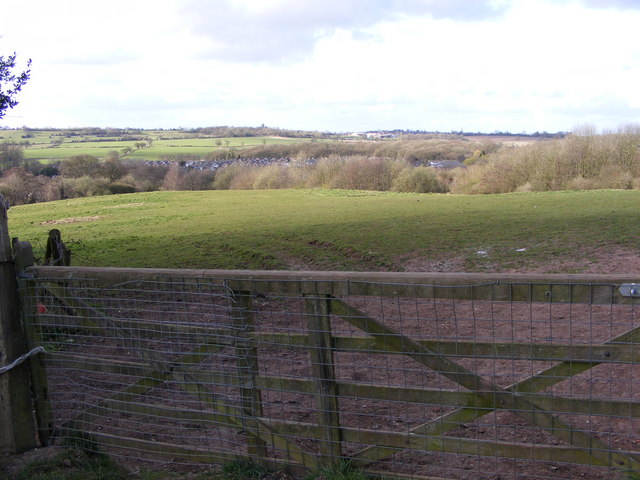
xmin=0 ymin=143 xmax=24 ymax=173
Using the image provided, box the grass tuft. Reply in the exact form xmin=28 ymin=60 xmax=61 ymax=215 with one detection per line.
xmin=12 ymin=448 xmax=129 ymax=480
xmin=216 ymin=458 xmax=271 ymax=480
xmin=305 ymin=461 xmax=371 ymax=480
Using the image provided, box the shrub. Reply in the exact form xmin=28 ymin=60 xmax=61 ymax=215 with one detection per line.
xmin=107 ymin=182 xmax=137 ymax=194
xmin=161 ymin=164 xmax=182 ymax=190
xmin=305 ymin=156 xmax=344 ymax=188
xmin=213 ymin=164 xmax=253 ymax=190
xmin=180 ymin=169 xmax=216 ymax=190
xmin=60 ymin=155 xmax=101 ymax=178
xmin=63 ymin=175 xmax=110 ymax=198
xmin=229 ymin=167 xmax=260 ymax=190
xmin=101 ymin=157 xmax=128 ymax=182
xmin=391 ymin=166 xmax=446 ymax=193
xmin=252 ymin=165 xmax=296 ymax=189
xmin=333 ymin=156 xmax=403 ymax=191
xmin=128 ymin=164 xmax=168 ymax=192
xmin=0 ymin=167 xmax=49 ymax=204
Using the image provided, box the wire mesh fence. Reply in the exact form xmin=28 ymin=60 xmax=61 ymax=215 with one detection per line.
xmin=17 ymin=268 xmax=640 ymax=479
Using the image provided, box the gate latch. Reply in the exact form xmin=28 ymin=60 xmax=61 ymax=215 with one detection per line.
xmin=619 ymin=284 xmax=640 ymax=297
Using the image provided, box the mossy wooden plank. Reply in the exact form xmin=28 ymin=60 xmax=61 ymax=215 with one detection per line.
xmin=257 ymin=373 xmax=640 ymax=419
xmin=232 ymin=291 xmax=267 ymax=459
xmin=44 ymin=353 xmax=152 ymax=378
xmin=343 ymin=430 xmax=611 ymax=467
xmin=42 ymin=282 xmax=235 ymax=342
xmin=61 ymin=374 xmax=167 ymax=431
xmin=252 ymin=332 xmax=639 ymax=363
xmin=96 ymin=399 xmax=239 ymax=429
xmin=29 ymin=266 xmax=640 ymax=304
xmin=304 ymin=293 xmax=341 ymax=464
xmin=64 ymin=428 xmax=240 ymax=464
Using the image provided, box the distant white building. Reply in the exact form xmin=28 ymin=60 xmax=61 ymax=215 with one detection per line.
xmin=427 ymin=160 xmax=466 ymax=169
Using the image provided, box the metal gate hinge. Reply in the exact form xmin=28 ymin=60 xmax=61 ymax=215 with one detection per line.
xmin=619 ymin=284 xmax=640 ymax=297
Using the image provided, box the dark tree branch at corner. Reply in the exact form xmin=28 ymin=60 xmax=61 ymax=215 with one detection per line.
xmin=0 ymin=53 xmax=31 ymax=119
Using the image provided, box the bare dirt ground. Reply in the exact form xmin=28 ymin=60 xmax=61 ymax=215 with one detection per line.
xmin=402 ymin=245 xmax=640 ymax=275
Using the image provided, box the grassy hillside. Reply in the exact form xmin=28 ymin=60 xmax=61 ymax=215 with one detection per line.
xmin=7 ymin=189 xmax=640 ymax=272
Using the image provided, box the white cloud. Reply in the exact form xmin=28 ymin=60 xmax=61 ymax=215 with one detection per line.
xmin=1 ymin=0 xmax=640 ymax=132
xmin=177 ymin=0 xmax=507 ymax=63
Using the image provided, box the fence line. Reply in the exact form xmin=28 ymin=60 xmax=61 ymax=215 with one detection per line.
xmin=10 ymin=265 xmax=640 ymax=479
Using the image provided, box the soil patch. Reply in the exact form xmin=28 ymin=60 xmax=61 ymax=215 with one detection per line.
xmin=400 ymin=244 xmax=640 ymax=274
xmin=38 ymin=216 xmax=103 ymax=226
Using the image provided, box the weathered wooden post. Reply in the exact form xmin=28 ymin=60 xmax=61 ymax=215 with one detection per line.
xmin=231 ymin=291 xmax=267 ymax=459
xmin=0 ymin=194 xmax=38 ymax=453
xmin=44 ymin=228 xmax=70 ymax=266
xmin=304 ymin=291 xmax=341 ymax=465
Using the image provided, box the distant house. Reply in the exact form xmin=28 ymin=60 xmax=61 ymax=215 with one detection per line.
xmin=427 ymin=160 xmax=466 ymax=169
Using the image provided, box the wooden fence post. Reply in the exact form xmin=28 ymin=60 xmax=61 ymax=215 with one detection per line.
xmin=305 ymin=292 xmax=341 ymax=465
xmin=0 ymin=195 xmax=38 ymax=453
xmin=232 ymin=291 xmax=268 ymax=459
xmin=13 ymin=238 xmax=54 ymax=446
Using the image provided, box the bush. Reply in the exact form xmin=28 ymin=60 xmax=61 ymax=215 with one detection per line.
xmin=391 ymin=166 xmax=446 ymax=193
xmin=252 ymin=165 xmax=296 ymax=189
xmin=229 ymin=167 xmax=260 ymax=190
xmin=60 ymin=155 xmax=101 ymax=178
xmin=333 ymin=156 xmax=403 ymax=191
xmin=128 ymin=164 xmax=168 ymax=192
xmin=305 ymin=156 xmax=344 ymax=188
xmin=107 ymin=182 xmax=137 ymax=194
xmin=180 ymin=169 xmax=216 ymax=190
xmin=213 ymin=164 xmax=253 ymax=190
xmin=0 ymin=167 xmax=49 ymax=204
xmin=63 ymin=175 xmax=110 ymax=198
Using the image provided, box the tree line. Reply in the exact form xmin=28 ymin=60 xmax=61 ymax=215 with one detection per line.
xmin=452 ymin=125 xmax=640 ymax=193
xmin=1 ymin=126 xmax=639 ymax=205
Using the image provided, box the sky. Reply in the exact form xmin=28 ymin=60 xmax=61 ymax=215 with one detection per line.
xmin=1 ymin=0 xmax=640 ymax=133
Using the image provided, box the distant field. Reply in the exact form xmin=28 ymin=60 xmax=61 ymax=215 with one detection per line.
xmin=2 ymin=128 xmax=321 ymax=162
xmin=7 ymin=189 xmax=640 ymax=273
xmin=23 ymin=143 xmax=140 ymax=161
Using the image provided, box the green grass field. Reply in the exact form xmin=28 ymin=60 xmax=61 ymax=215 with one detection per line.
xmin=7 ymin=189 xmax=640 ymax=272
xmin=4 ymin=128 xmax=320 ymax=162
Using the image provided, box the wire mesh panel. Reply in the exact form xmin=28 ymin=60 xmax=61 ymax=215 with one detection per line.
xmin=20 ymin=275 xmax=253 ymax=465
xmin=18 ymin=269 xmax=640 ymax=479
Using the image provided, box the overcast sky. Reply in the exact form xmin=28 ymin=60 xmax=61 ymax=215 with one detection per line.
xmin=1 ymin=0 xmax=640 ymax=133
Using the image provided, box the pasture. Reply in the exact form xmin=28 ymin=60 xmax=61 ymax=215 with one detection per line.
xmin=5 ymin=189 xmax=640 ymax=480
xmin=1 ymin=128 xmax=323 ymax=162
xmin=7 ymin=188 xmax=640 ymax=273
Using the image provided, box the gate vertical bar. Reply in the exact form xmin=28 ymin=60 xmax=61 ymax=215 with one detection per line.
xmin=305 ymin=292 xmax=341 ymax=465
xmin=0 ymin=195 xmax=37 ymax=453
xmin=232 ymin=290 xmax=268 ymax=459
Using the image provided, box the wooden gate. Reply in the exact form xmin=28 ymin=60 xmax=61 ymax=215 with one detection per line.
xmin=15 ymin=266 xmax=640 ymax=479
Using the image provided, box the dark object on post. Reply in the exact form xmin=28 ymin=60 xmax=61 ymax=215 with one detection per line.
xmin=44 ymin=229 xmax=70 ymax=266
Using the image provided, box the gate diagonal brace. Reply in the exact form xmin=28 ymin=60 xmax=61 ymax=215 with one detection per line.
xmin=173 ymin=367 xmax=319 ymax=469
xmin=330 ymin=298 xmax=640 ymax=471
